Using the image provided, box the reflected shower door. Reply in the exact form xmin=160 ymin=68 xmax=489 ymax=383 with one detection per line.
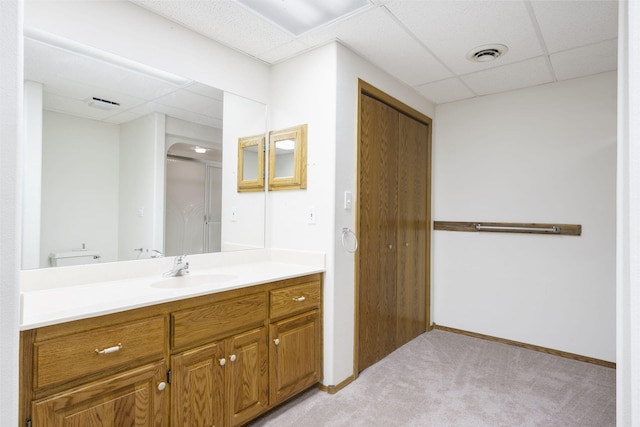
xmin=165 ymin=157 xmax=220 ymax=256
xmin=205 ymin=163 xmax=222 ymax=253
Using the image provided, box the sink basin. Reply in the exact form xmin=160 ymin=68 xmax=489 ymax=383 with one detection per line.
xmin=150 ymin=274 xmax=237 ymax=289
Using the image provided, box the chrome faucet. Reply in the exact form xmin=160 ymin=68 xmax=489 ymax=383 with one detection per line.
xmin=163 ymin=255 xmax=190 ymax=277
xmin=150 ymin=249 xmax=164 ymax=258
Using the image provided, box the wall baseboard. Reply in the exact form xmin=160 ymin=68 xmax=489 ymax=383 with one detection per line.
xmin=318 ymin=374 xmax=358 ymax=395
xmin=432 ymin=324 xmax=615 ymax=369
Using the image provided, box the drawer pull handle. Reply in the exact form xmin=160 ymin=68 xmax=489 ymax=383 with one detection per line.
xmin=95 ymin=343 xmax=123 ymax=355
xmin=293 ymin=296 xmax=306 ymax=302
xmin=274 ymin=338 xmax=280 ymax=346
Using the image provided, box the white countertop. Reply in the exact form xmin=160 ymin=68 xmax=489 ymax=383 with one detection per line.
xmin=20 ymin=249 xmax=325 ymax=330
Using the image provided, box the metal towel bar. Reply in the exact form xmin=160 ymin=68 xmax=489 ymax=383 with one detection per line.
xmin=475 ymin=224 xmax=560 ymax=233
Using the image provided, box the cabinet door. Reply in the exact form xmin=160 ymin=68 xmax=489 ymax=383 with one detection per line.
xmin=227 ymin=327 xmax=268 ymax=427
xmin=270 ymin=310 xmax=321 ymax=405
xmin=171 ymin=342 xmax=225 ymax=427
xmin=32 ymin=361 xmax=167 ymax=427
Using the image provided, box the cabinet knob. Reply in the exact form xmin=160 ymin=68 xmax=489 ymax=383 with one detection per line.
xmin=404 ymin=242 xmax=409 ymax=247
xmin=229 ymin=354 xmax=237 ymax=362
xmin=219 ymin=358 xmax=226 ymax=366
xmin=273 ymin=338 xmax=280 ymax=346
xmin=388 ymin=244 xmax=393 ymax=249
xmin=293 ymin=296 xmax=306 ymax=302
xmin=157 ymin=382 xmax=166 ymax=391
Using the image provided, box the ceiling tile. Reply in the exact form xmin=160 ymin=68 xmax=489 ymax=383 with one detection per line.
xmin=386 ymin=0 xmax=544 ymax=75
xmin=256 ymin=39 xmax=312 ymax=64
xmin=131 ymin=0 xmax=295 ymax=57
xmin=300 ymin=7 xmax=452 ymax=86
xmin=530 ymin=0 xmax=618 ymax=53
xmin=154 ymin=89 xmax=223 ymax=122
xmin=550 ymin=38 xmax=618 ymax=81
xmin=184 ymin=82 xmax=224 ymax=102
xmin=414 ymin=78 xmax=476 ymax=105
xmin=461 ymin=56 xmax=554 ymax=96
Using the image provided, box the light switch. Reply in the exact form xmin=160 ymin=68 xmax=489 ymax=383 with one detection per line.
xmin=231 ymin=206 xmax=238 ymax=222
xmin=344 ymin=191 xmax=352 ymax=210
xmin=308 ymin=206 xmax=316 ymax=224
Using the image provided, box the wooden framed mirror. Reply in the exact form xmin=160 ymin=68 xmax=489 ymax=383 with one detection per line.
xmin=237 ymin=134 xmax=265 ymax=192
xmin=268 ymin=124 xmax=307 ymax=191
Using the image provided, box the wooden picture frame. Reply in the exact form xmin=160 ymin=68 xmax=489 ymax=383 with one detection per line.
xmin=268 ymin=124 xmax=307 ymax=191
xmin=237 ymin=134 xmax=265 ymax=192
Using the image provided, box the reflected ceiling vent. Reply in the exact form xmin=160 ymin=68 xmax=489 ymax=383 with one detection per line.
xmin=466 ymin=44 xmax=508 ymax=62
xmin=88 ymin=97 xmax=120 ymax=110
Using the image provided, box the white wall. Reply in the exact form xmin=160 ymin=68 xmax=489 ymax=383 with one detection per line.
xmin=0 ymin=0 xmax=21 ymax=424
xmin=617 ymin=1 xmax=640 ymax=424
xmin=221 ymin=92 xmax=267 ymax=251
xmin=22 ymin=80 xmax=42 ymax=269
xmin=119 ymin=113 xmax=165 ymax=260
xmin=333 ymin=42 xmax=435 ymax=385
xmin=433 ymin=72 xmax=617 ymax=362
xmin=41 ymin=111 xmax=120 ymax=265
xmin=268 ymin=41 xmax=436 ymax=386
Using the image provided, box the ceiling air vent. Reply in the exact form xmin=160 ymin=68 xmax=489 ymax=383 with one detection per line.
xmin=88 ymin=97 xmax=120 ymax=110
xmin=466 ymin=44 xmax=508 ymax=63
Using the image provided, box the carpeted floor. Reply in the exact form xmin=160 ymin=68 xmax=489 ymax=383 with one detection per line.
xmin=249 ymin=330 xmax=615 ymax=426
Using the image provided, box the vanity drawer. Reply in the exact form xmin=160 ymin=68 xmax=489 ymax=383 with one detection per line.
xmin=172 ymin=292 xmax=267 ymax=350
xmin=270 ymin=281 xmax=321 ymax=319
xmin=33 ymin=316 xmax=166 ymax=390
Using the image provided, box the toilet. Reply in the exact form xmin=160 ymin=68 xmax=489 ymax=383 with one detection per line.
xmin=49 ymin=250 xmax=102 ymax=267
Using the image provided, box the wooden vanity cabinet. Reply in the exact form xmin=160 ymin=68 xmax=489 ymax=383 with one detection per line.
xmin=170 ymin=292 xmax=269 ymax=427
xmin=21 ymin=313 xmax=169 ymax=427
xmin=170 ymin=327 xmax=269 ymax=427
xmin=31 ymin=361 xmax=167 ymax=426
xmin=269 ymin=279 xmax=323 ymax=406
xmin=20 ymin=273 xmax=323 ymax=427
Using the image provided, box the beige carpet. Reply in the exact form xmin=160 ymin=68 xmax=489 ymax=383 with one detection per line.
xmin=250 ymin=330 xmax=615 ymax=426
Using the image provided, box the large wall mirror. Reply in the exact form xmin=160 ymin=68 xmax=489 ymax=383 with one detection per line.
xmin=22 ymin=33 xmax=267 ymax=269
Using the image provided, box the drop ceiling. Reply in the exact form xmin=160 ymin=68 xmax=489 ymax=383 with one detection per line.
xmin=24 ymin=37 xmax=224 ymax=129
xmin=128 ymin=0 xmax=618 ymax=105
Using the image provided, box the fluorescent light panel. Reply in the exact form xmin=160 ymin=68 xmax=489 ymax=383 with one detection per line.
xmin=237 ymin=0 xmax=370 ymax=35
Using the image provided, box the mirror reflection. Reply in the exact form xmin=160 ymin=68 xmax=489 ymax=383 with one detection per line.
xmin=237 ymin=134 xmax=265 ymax=192
xmin=243 ymin=146 xmax=260 ymax=181
xmin=22 ymin=35 xmax=266 ymax=269
xmin=274 ymin=139 xmax=296 ymax=178
xmin=166 ymin=143 xmax=222 ymax=256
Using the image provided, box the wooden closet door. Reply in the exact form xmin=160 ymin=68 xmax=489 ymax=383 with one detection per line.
xmin=358 ymin=93 xmax=399 ymax=372
xmin=396 ymin=113 xmax=429 ymax=347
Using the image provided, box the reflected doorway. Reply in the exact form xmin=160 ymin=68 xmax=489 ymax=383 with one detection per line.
xmin=165 ymin=143 xmax=222 ymax=256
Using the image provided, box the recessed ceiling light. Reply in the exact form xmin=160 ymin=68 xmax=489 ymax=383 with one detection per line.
xmin=237 ymin=0 xmax=370 ymax=36
xmin=466 ymin=44 xmax=508 ymax=63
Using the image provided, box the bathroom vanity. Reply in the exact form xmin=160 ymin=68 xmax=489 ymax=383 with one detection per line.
xmin=19 ymin=251 xmax=324 ymax=427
